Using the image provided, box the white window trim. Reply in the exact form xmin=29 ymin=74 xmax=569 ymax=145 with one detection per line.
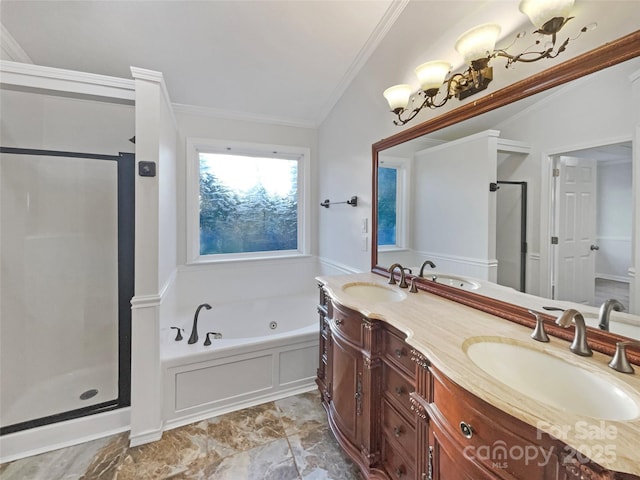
xmin=378 ymin=156 xmax=410 ymax=251
xmin=186 ymin=137 xmax=311 ymax=264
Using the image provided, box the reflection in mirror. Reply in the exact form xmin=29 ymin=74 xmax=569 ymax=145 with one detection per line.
xmin=375 ymin=54 xmax=640 ymax=340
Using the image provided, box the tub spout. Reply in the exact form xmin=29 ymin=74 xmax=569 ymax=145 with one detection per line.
xmin=189 ymin=303 xmax=212 ymax=344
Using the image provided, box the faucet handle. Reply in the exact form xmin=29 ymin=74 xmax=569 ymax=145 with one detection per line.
xmin=170 ymin=327 xmax=184 ymax=341
xmin=204 ymin=332 xmax=223 ymax=346
xmin=409 ymin=277 xmax=419 ymax=293
xmin=608 ymin=341 xmax=640 ymax=374
xmin=527 ymin=310 xmax=550 ymax=343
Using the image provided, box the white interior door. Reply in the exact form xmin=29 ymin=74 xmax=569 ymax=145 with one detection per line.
xmin=555 ymin=156 xmax=597 ymax=305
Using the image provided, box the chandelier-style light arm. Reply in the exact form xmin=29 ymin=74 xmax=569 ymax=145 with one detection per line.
xmin=383 ymin=0 xmax=595 ymax=126
xmin=494 ymin=36 xmax=568 ymax=66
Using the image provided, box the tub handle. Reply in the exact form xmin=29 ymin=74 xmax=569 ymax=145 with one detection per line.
xmin=170 ymin=327 xmax=184 ymax=341
xmin=204 ymin=332 xmax=223 ymax=345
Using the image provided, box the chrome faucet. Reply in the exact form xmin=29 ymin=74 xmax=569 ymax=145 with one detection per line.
xmin=598 ymin=299 xmax=625 ymax=331
xmin=555 ymin=309 xmax=593 ymax=356
xmin=418 ymin=260 xmax=436 ymax=278
xmin=189 ymin=303 xmax=212 ymax=344
xmin=608 ymin=340 xmax=640 ymax=374
xmin=388 ymin=263 xmax=409 ymax=288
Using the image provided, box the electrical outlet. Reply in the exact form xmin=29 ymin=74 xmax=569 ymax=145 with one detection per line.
xmin=362 ymin=235 xmax=368 ymax=252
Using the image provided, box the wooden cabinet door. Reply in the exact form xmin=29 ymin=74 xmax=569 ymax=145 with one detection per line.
xmin=330 ymin=332 xmax=363 ymax=447
xmin=428 ymin=417 xmax=496 ymax=480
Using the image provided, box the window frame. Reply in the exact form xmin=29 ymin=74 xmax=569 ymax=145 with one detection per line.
xmin=377 ymin=156 xmax=410 ymax=253
xmin=186 ymin=138 xmax=310 ymax=264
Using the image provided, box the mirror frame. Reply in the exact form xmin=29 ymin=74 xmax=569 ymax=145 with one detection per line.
xmin=371 ymin=30 xmax=640 ymax=364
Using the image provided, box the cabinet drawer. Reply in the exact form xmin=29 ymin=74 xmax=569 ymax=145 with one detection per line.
xmin=331 ymin=302 xmax=363 ymax=346
xmin=382 ymin=437 xmax=416 ymax=480
xmin=383 ymin=328 xmax=415 ymax=377
xmin=431 ymin=370 xmax=557 ymax=479
xmin=382 ymin=399 xmax=416 ymax=464
xmin=383 ymin=362 xmax=414 ymax=417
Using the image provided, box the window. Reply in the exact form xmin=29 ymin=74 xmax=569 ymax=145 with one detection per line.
xmin=377 ymin=166 xmax=398 ymax=246
xmin=377 ymin=157 xmax=408 ymax=250
xmin=187 ymin=139 xmax=309 ymax=263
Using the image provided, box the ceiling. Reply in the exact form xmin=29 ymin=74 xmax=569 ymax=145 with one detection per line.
xmin=0 ymin=0 xmax=403 ymax=127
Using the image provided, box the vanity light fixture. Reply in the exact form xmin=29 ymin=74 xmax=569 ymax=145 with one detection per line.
xmin=383 ymin=0 xmax=595 ymax=125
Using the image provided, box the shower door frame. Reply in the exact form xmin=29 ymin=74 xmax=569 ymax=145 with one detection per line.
xmin=496 ymin=180 xmax=528 ymax=292
xmin=0 ymin=147 xmax=134 ymax=435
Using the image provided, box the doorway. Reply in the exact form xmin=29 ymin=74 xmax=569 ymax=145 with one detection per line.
xmin=550 ymin=142 xmax=632 ymax=309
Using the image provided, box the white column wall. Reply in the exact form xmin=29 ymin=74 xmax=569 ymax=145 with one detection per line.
xmin=129 ymin=68 xmax=178 ymax=446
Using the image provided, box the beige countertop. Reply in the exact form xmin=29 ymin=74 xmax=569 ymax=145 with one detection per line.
xmin=317 ymin=272 xmax=640 ymax=476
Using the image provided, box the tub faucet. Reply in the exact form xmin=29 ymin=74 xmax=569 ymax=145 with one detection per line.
xmin=189 ymin=303 xmax=212 ymax=344
xmin=555 ymin=309 xmax=593 ymax=356
xmin=418 ymin=260 xmax=436 ymax=278
xmin=598 ymin=299 xmax=625 ymax=331
xmin=388 ymin=263 xmax=408 ymax=288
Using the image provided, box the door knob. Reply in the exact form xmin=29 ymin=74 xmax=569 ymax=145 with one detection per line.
xmin=590 ymin=244 xmax=600 ymax=251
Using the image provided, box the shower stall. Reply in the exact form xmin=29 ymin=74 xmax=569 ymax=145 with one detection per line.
xmin=0 ymin=88 xmax=135 ymax=435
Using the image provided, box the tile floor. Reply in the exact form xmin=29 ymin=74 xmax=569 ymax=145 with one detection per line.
xmin=0 ymin=391 xmax=362 ymax=480
xmin=594 ymin=278 xmax=630 ymax=311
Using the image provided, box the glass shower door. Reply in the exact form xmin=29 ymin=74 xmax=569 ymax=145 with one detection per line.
xmin=0 ymin=150 xmax=132 ymax=432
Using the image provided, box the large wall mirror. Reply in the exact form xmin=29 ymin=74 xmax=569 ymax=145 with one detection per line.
xmin=372 ymin=31 xmax=640 ymax=351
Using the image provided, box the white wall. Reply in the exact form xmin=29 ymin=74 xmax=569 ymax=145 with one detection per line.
xmin=317 ymin=1 xmax=640 ymax=273
xmin=169 ymin=109 xmax=322 ymax=315
xmin=0 ymin=90 xmax=135 ymax=153
xmin=597 ymin=160 xmax=633 ymax=281
xmin=412 ymin=131 xmax=498 ymax=280
xmin=496 ymin=59 xmax=638 ymax=295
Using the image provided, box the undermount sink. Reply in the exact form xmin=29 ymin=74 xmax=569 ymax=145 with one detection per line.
xmin=429 ymin=274 xmax=480 ymax=291
xmin=464 ymin=338 xmax=640 ymax=421
xmin=341 ymin=282 xmax=407 ymax=303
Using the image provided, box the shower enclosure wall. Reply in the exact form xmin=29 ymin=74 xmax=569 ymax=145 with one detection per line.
xmin=0 ymin=87 xmax=135 ymax=435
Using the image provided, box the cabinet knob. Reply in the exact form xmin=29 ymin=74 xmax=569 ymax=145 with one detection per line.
xmin=395 ymin=386 xmax=405 ymax=395
xmin=334 ymin=318 xmax=344 ymax=325
xmin=395 ymin=348 xmax=405 ymax=358
xmin=460 ymin=421 xmax=473 ymax=438
xmin=395 ymin=466 xmax=406 ymax=478
xmin=393 ymin=426 xmax=404 ymax=437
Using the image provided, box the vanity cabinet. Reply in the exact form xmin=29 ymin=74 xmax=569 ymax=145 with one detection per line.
xmin=316 ymin=285 xmax=639 ymax=480
xmin=319 ymin=290 xmax=386 ymax=473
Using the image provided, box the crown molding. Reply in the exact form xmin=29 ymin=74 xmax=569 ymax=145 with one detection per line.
xmin=0 ymin=60 xmax=134 ymax=100
xmin=0 ymin=23 xmax=32 ymax=63
xmin=130 ymin=67 xmax=178 ymax=129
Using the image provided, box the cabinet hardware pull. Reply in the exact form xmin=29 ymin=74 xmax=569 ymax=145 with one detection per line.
xmin=395 ymin=386 xmax=405 ymax=395
xmin=428 ymin=446 xmax=433 ymax=480
xmin=355 ymin=374 xmax=363 ymax=415
xmin=395 ymin=466 xmax=406 ymax=477
xmin=393 ymin=426 xmax=403 ymax=437
xmin=460 ymin=421 xmax=473 ymax=438
xmin=395 ymin=348 xmax=405 ymax=358
xmin=334 ymin=318 xmax=344 ymax=325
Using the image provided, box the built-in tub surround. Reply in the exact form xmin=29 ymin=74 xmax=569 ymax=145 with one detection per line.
xmin=161 ymin=293 xmax=319 ymax=430
xmin=317 ymin=272 xmax=640 ymax=476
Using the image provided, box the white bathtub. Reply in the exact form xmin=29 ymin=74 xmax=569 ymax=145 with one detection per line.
xmin=161 ymin=292 xmax=319 ymax=429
